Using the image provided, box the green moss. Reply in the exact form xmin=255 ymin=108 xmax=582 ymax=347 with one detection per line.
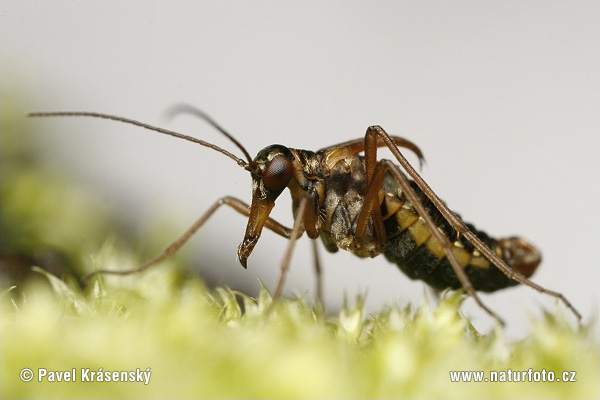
xmin=1 ymin=261 xmax=598 ymax=399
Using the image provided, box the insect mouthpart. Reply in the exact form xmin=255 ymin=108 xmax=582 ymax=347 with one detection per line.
xmin=237 ymin=196 xmax=276 ymax=269
xmin=238 ymin=145 xmax=296 ymax=268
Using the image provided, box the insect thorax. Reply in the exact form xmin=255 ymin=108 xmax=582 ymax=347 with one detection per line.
xmin=318 ymin=154 xmax=383 ymax=257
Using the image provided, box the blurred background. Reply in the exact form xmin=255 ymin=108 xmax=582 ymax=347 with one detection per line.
xmin=2 ymin=1 xmax=598 ymax=338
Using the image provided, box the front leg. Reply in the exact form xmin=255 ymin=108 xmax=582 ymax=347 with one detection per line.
xmin=273 ymin=191 xmax=321 ymax=299
xmin=82 ymin=196 xmax=293 ymax=281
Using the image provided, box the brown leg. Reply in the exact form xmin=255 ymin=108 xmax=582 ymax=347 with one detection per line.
xmin=354 ymin=161 xmax=388 ymax=244
xmin=319 ymin=136 xmax=425 ymax=170
xmin=356 ymin=130 xmax=422 ymax=246
xmin=82 ymin=196 xmax=293 ymax=282
xmin=312 ymin=239 xmax=323 ymax=305
xmin=274 ymin=195 xmax=311 ymax=299
xmin=367 ymin=125 xmax=581 ymax=321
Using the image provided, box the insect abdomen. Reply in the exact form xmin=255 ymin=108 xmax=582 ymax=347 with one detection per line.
xmin=381 ymin=177 xmax=541 ymax=293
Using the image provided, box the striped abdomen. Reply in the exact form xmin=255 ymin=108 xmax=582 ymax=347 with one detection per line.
xmin=380 ymin=174 xmax=541 ymax=292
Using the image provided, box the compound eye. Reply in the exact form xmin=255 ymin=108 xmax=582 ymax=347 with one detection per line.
xmin=263 ymin=155 xmax=293 ymax=192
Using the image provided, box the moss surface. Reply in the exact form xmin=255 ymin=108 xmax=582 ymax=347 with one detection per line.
xmin=2 ymin=264 xmax=598 ymax=399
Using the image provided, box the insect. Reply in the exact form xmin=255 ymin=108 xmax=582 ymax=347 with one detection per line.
xmin=28 ymin=106 xmax=581 ymax=324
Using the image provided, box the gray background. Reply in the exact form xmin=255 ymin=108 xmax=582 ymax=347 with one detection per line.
xmin=2 ymin=1 xmax=599 ymax=338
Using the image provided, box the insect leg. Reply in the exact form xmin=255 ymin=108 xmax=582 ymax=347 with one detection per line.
xmin=318 ymin=136 xmax=424 ymax=163
xmin=319 ymin=136 xmax=425 ymax=171
xmin=354 ymin=161 xmax=388 ymax=245
xmin=355 ymin=129 xmax=432 ymax=247
xmin=273 ymin=193 xmax=316 ymax=299
xmin=82 ymin=196 xmax=293 ymax=282
xmin=311 ymin=239 xmax=324 ymax=305
xmin=368 ymin=125 xmax=581 ymax=321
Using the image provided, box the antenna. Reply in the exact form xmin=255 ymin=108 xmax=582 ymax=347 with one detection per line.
xmin=27 ymin=111 xmax=251 ymax=169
